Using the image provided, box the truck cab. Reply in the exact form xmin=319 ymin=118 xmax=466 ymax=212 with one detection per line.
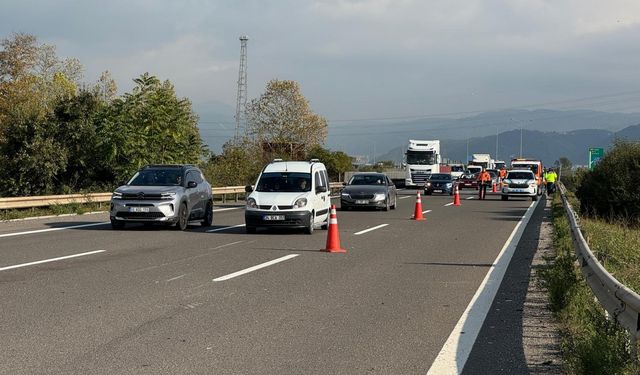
xmin=404 ymin=139 xmax=440 ymax=187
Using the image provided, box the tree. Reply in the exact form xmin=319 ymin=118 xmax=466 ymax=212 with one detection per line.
xmin=96 ymin=73 xmax=205 ymax=182
xmin=555 ymin=156 xmax=572 ymax=171
xmin=0 ymin=33 xmax=81 ymax=195
xmin=202 ymin=139 xmax=261 ymax=187
xmin=306 ymin=145 xmax=353 ymax=181
xmin=246 ymin=79 xmax=327 ymax=162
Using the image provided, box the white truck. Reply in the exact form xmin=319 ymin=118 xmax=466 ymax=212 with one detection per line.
xmin=469 ymin=153 xmax=494 ymax=171
xmin=404 ymin=139 xmax=440 ymax=187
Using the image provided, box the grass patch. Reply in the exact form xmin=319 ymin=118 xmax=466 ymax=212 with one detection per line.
xmin=0 ymin=202 xmax=107 ymax=221
xmin=540 ymin=194 xmax=636 ymax=374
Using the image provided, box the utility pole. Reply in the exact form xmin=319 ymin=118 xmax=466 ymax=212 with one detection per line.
xmin=234 ymin=36 xmax=249 ymax=144
xmin=519 ymin=126 xmax=523 ymax=158
xmin=495 ymin=127 xmax=499 ymax=161
xmin=466 ymin=138 xmax=469 ymax=164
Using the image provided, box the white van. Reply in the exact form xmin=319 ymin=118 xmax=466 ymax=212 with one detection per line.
xmin=244 ymin=159 xmax=331 ymax=234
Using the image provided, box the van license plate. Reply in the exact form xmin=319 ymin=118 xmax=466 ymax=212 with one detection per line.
xmin=355 ymin=200 xmax=368 ymax=204
xmin=263 ymin=215 xmax=284 ymax=221
xmin=433 ymin=189 xmax=442 ymax=193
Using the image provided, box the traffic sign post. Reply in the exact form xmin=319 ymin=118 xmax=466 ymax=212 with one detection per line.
xmin=588 ymin=147 xmax=604 ymax=170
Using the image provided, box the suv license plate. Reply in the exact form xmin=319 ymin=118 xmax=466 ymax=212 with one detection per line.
xmin=355 ymin=200 xmax=368 ymax=204
xmin=263 ymin=215 xmax=284 ymax=221
xmin=129 ymin=207 xmax=150 ymax=213
xmin=433 ymin=189 xmax=442 ymax=193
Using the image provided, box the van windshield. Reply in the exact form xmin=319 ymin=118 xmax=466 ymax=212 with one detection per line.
xmin=512 ymin=163 xmax=538 ymax=174
xmin=256 ymin=172 xmax=312 ymax=192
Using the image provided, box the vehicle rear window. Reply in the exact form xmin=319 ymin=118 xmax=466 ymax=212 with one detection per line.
xmin=256 ymin=172 xmax=311 ymax=192
xmin=128 ymin=169 xmax=183 ymax=186
xmin=507 ymin=172 xmax=534 ymax=180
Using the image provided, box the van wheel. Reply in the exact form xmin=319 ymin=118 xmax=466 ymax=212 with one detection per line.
xmin=305 ymin=212 xmax=315 ymax=234
xmin=321 ymin=214 xmax=329 ymax=230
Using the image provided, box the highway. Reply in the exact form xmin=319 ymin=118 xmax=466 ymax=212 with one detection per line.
xmin=0 ymin=189 xmax=542 ymax=374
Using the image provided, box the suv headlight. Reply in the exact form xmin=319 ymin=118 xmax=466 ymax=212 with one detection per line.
xmin=446 ymin=182 xmax=453 ymax=187
xmin=112 ymin=191 xmax=122 ymax=199
xmin=246 ymin=198 xmax=257 ymax=209
xmin=373 ymin=193 xmax=386 ymax=201
xmin=425 ymin=182 xmax=431 ymax=187
xmin=161 ymin=192 xmax=176 ymax=200
xmin=294 ymin=198 xmax=307 ymax=208
xmin=341 ymin=192 xmax=350 ymax=197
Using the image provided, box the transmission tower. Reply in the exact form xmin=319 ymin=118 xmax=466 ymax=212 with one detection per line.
xmin=234 ymin=35 xmax=249 ymax=143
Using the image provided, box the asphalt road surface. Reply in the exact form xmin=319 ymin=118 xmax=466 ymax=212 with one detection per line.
xmin=0 ymin=188 xmax=540 ymax=374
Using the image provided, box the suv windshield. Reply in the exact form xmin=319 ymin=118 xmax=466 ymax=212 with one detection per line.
xmin=128 ymin=169 xmax=183 ymax=186
xmin=451 ymin=166 xmax=464 ymax=172
xmin=256 ymin=172 xmax=312 ymax=192
xmin=349 ymin=175 xmax=385 ymax=185
xmin=507 ymin=172 xmax=534 ymax=180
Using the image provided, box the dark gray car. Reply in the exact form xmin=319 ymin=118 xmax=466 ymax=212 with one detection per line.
xmin=424 ymin=173 xmax=454 ymax=195
xmin=340 ymin=173 xmax=397 ymax=210
xmin=109 ymin=164 xmax=213 ymax=230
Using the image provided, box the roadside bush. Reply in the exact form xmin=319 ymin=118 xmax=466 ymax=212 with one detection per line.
xmin=576 ymin=141 xmax=640 ymax=224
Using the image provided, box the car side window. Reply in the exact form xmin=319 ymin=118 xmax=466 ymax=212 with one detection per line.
xmin=314 ymin=171 xmax=322 ymax=189
xmin=192 ymin=170 xmax=203 ymax=183
xmin=321 ymin=170 xmax=329 ymax=188
xmin=186 ymin=171 xmax=196 ymax=184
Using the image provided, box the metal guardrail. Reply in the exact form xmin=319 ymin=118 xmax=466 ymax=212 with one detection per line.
xmin=558 ymin=182 xmax=640 ymax=362
xmin=0 ymin=183 xmax=344 ymax=210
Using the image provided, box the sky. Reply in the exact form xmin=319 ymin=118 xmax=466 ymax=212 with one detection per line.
xmin=2 ymin=0 xmax=640 ymax=148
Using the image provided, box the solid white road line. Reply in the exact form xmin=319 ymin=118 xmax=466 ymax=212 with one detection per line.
xmin=212 ymin=207 xmax=243 ymax=213
xmin=354 ymin=224 xmax=389 ymax=236
xmin=0 ymin=222 xmax=109 ymax=239
xmin=466 ymin=197 xmax=475 ymax=200
xmin=0 ymin=250 xmax=106 ymax=272
xmin=444 ymin=202 xmax=454 ymax=207
xmin=422 ymin=209 xmax=432 ymax=214
xmin=166 ymin=274 xmax=186 ymax=282
xmin=212 ymin=254 xmax=299 ymax=282
xmin=426 ymin=199 xmax=539 ymax=374
xmin=206 ymin=224 xmax=246 ymax=233
xmin=399 ymin=196 xmax=413 ymax=200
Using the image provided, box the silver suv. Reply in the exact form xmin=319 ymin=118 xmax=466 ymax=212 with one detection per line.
xmin=109 ymin=165 xmax=213 ymax=230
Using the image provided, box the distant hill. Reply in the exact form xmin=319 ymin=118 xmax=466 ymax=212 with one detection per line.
xmin=376 ymin=124 xmax=640 ymax=166
xmin=327 ymin=109 xmax=640 ymax=158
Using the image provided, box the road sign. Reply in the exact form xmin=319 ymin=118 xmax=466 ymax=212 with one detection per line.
xmin=588 ymin=147 xmax=604 ymax=170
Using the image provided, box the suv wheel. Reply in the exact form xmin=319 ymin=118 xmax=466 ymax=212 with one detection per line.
xmin=501 ymin=195 xmax=508 ymax=201
xmin=111 ymin=219 xmax=124 ymax=230
xmin=246 ymin=225 xmax=256 ymax=234
xmin=201 ymin=201 xmax=213 ymax=227
xmin=175 ymin=203 xmax=188 ymax=231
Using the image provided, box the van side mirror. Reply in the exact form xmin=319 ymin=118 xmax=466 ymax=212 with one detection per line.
xmin=187 ymin=181 xmax=198 ymax=189
xmin=245 ymin=185 xmax=254 ymax=193
xmin=316 ymin=185 xmax=328 ymax=194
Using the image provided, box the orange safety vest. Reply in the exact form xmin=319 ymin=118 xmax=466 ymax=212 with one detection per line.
xmin=499 ymin=169 xmax=507 ymax=178
xmin=477 ymin=171 xmax=491 ymax=182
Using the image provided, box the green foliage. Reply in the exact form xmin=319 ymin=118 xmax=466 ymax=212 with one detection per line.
xmin=306 ymin=145 xmax=353 ymax=181
xmin=96 ymin=73 xmax=204 ymax=183
xmin=576 ymin=141 xmax=640 ymax=224
xmin=0 ymin=33 xmax=206 ymax=197
xmin=201 ymin=140 xmax=261 ymax=187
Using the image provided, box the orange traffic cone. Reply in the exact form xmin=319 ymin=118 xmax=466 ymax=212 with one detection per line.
xmin=412 ymin=191 xmax=426 ymax=221
xmin=324 ymin=205 xmax=346 ymax=253
xmin=453 ymin=184 xmax=461 ymax=206
xmin=492 ymin=181 xmax=497 ymax=193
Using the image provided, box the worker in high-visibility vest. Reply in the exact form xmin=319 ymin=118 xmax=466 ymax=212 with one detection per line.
xmin=477 ymin=169 xmax=492 ymax=200
xmin=545 ymin=169 xmax=558 ymax=195
xmin=498 ymin=167 xmax=507 ymax=183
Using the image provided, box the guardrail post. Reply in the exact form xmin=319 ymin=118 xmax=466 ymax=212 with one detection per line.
xmin=235 ymin=193 xmax=238 ymax=202
xmin=222 ymin=194 xmax=226 ymax=204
